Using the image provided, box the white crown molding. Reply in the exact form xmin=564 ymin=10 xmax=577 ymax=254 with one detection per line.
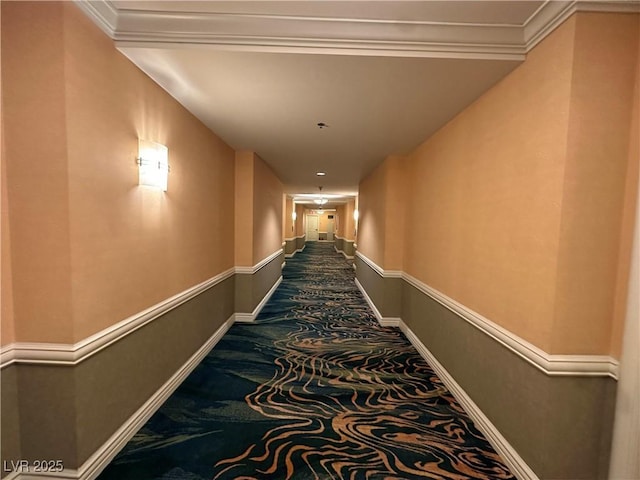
xmin=74 ymin=0 xmax=527 ymax=60
xmin=355 ymin=253 xmax=619 ymax=379
xmin=0 ymin=268 xmax=235 ymax=369
xmin=234 ymin=248 xmax=284 ymax=275
xmin=400 ymin=321 xmax=539 ymax=480
xmin=524 ymin=0 xmax=640 ymax=51
xmin=74 ymin=0 xmax=639 ymax=60
xmin=112 ymin=11 xmax=525 ymax=60
xmin=73 ymin=0 xmax=118 ymax=37
xmin=523 ymin=1 xmax=576 ymax=51
xmin=577 ymin=0 xmax=640 ymax=13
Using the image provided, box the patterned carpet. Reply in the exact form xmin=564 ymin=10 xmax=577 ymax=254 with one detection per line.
xmin=98 ymin=242 xmax=514 ymax=480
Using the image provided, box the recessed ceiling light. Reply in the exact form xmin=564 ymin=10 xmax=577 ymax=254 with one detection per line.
xmin=316 ymin=172 xmax=326 ymax=176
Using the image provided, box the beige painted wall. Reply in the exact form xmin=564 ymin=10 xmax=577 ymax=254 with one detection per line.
xmin=251 ymin=153 xmax=284 ymax=264
xmin=336 ymin=199 xmax=356 ymax=242
xmin=235 ymin=151 xmax=254 ymax=267
xmin=359 ymin=156 xmax=405 ymax=269
xmin=404 ymin=12 xmax=637 ymax=356
xmin=294 ymin=203 xmax=305 ymax=237
xmin=358 ymin=161 xmax=387 ymax=267
xmin=283 ymin=196 xmax=293 ymax=239
xmin=2 ymin=2 xmax=236 ymax=344
xmin=234 ymin=152 xmax=283 ymax=266
xmin=403 ymin=17 xmax=576 ymax=352
xmin=611 ymin=36 xmax=640 ymax=358
xmin=551 ymin=12 xmax=640 ymax=355
xmin=336 ymin=205 xmax=345 ymax=238
xmin=2 ymin=2 xmax=73 ymax=344
xmin=0 ymin=0 xmax=13 ymax=346
xmin=383 ymin=157 xmax=406 ymax=271
xmin=359 ymin=12 xmax=639 ymax=357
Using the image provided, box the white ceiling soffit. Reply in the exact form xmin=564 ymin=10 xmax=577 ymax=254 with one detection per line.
xmin=76 ymin=1 xmax=639 ymax=58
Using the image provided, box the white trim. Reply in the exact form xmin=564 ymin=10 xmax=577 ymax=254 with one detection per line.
xmin=403 ymin=272 xmax=619 ymax=379
xmin=524 ymin=1 xmax=640 ymax=51
xmin=355 ymin=254 xmax=619 ymax=379
xmin=334 ymin=235 xmax=355 ymax=243
xmin=0 ymin=251 xmax=285 ymax=369
xmin=355 ymin=251 xmax=402 ymax=278
xmin=105 ymin=5 xmax=526 ymax=60
xmin=399 ymin=320 xmax=539 ymax=480
xmin=234 ymin=276 xmax=283 ymax=323
xmin=0 ymin=268 xmax=235 ymax=369
xmin=234 ymin=249 xmax=283 ymax=275
xmin=72 ymin=0 xmax=118 ymax=37
xmin=354 ymin=278 xmax=400 ymax=328
xmin=523 ymin=0 xmax=576 ymax=51
xmin=285 ymin=243 xmax=306 ymax=258
xmin=7 ymin=316 xmax=236 ymax=480
xmin=77 ymin=0 xmax=638 ymax=62
xmin=333 ymin=245 xmax=354 ymax=260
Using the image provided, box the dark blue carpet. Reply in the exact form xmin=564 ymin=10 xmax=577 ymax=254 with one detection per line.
xmin=98 ymin=242 xmax=514 ymax=480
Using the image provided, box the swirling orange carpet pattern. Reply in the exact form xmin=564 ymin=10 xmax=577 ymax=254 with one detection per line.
xmin=99 ymin=242 xmax=514 ymax=480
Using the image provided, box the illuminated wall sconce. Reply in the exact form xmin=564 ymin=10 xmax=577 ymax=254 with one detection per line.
xmin=292 ymin=211 xmax=297 ymax=222
xmin=353 ymin=209 xmax=360 ymax=222
xmin=137 ymin=139 xmax=169 ymax=191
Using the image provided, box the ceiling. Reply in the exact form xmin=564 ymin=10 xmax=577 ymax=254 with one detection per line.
xmin=77 ymin=0 xmax=605 ymax=204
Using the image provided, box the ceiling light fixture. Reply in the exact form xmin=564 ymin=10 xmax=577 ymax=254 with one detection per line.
xmin=316 ymin=172 xmax=326 ymax=176
xmin=317 ymin=122 xmax=329 ymax=129
xmin=314 ymin=198 xmax=328 ymax=205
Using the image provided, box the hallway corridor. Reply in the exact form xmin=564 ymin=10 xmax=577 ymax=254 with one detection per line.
xmin=98 ymin=243 xmax=513 ymax=480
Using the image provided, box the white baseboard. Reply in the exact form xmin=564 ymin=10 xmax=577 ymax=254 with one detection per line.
xmin=378 ymin=317 xmax=401 ymax=327
xmin=7 ymin=316 xmax=236 ymax=480
xmin=285 ymin=244 xmax=306 ymax=258
xmin=399 ymin=320 xmax=539 ymax=480
xmin=333 ymin=245 xmax=354 ymax=260
xmin=234 ymin=276 xmax=282 ymax=323
xmin=354 ymin=278 xmax=400 ymax=327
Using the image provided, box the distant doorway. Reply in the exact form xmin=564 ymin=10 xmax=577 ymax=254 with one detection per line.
xmin=306 ymin=214 xmax=319 ymax=241
xmin=327 ymin=215 xmax=335 ymax=241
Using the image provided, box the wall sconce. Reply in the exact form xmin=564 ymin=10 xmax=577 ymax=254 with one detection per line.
xmin=353 ymin=209 xmax=359 ymax=222
xmin=292 ymin=211 xmax=297 ymax=221
xmin=137 ymin=139 xmax=169 ymax=191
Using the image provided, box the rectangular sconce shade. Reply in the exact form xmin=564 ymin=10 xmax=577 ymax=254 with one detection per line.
xmin=138 ymin=139 xmax=169 ymax=191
